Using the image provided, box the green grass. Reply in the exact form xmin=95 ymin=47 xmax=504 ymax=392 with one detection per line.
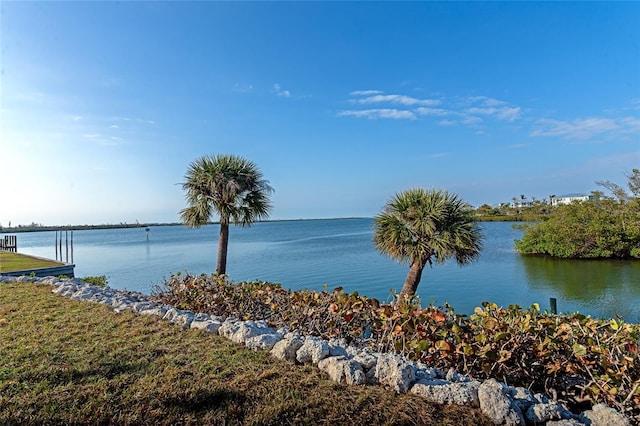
xmin=0 ymin=283 xmax=492 ymax=425
xmin=0 ymin=252 xmax=64 ymax=273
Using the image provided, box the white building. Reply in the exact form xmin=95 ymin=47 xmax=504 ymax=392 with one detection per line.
xmin=551 ymin=194 xmax=593 ymax=206
xmin=510 ymin=199 xmax=535 ymax=208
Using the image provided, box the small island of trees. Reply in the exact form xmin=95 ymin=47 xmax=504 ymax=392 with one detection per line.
xmin=515 ymin=169 xmax=640 ymax=259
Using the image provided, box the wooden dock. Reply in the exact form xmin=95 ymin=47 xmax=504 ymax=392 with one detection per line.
xmin=0 ymin=236 xmax=17 ymax=252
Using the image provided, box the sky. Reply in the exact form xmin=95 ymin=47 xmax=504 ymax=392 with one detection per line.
xmin=1 ymin=1 xmax=639 ymax=226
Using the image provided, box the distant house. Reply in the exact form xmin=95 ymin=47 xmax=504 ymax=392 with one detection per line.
xmin=510 ymin=199 xmax=534 ymax=208
xmin=551 ymin=193 xmax=593 ymax=206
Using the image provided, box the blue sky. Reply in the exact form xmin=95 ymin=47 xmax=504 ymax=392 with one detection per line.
xmin=1 ymin=1 xmax=639 ymax=226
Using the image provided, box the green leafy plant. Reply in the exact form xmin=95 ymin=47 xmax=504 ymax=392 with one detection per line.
xmin=153 ymin=273 xmax=640 ymax=421
xmin=81 ymin=275 xmax=109 ymax=288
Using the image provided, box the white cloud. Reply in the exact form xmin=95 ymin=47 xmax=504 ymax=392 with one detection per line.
xmin=619 ymin=117 xmax=640 ymax=132
xmin=354 ymin=94 xmax=440 ymax=107
xmin=338 ymin=109 xmax=416 ymax=120
xmin=530 ymin=117 xmax=620 ymax=139
xmin=466 ymin=106 xmax=521 ymax=121
xmin=274 ymin=83 xmax=291 ymax=98
xmin=415 ymin=107 xmax=450 ymax=116
xmin=71 ymin=115 xmax=83 ymax=121
xmin=496 ymin=107 xmax=522 ymax=121
xmin=350 ymin=90 xmax=384 ymax=96
xmin=341 ymin=90 xmax=526 ymax=127
xmin=234 ymin=83 xmax=254 ymax=93
xmin=467 ymin=96 xmax=507 ymax=107
xmin=462 ymin=116 xmax=483 ymax=125
xmin=110 ymin=124 xmax=119 ymax=129
xmin=113 ymin=116 xmax=155 ymax=125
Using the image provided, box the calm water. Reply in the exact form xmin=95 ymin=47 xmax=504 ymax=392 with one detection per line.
xmin=6 ymin=219 xmax=640 ymax=322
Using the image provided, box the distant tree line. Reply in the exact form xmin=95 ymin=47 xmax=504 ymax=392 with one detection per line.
xmin=0 ymin=223 xmax=177 ymax=233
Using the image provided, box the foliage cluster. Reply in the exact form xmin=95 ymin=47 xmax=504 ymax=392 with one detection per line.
xmin=180 ymin=154 xmax=273 ymax=275
xmin=154 ymin=272 xmax=640 ymax=421
xmin=80 ymin=275 xmax=109 ymax=287
xmin=515 ymin=199 xmax=640 ymax=258
xmin=516 ymin=170 xmax=640 ymax=259
xmin=373 ymin=188 xmax=482 ymax=298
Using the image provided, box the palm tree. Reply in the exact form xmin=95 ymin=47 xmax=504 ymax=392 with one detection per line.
xmin=373 ymin=188 xmax=482 ymax=300
xmin=180 ymin=154 xmax=273 ymax=275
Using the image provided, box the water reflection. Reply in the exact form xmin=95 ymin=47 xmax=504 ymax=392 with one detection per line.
xmin=519 ymin=255 xmax=640 ymax=322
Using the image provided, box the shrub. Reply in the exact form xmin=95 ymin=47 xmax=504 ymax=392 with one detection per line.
xmin=153 ymin=273 xmax=640 ymax=420
xmin=82 ymin=275 xmax=109 ymax=288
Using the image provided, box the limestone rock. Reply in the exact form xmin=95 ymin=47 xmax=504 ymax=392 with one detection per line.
xmin=190 ymin=319 xmax=222 ymax=334
xmin=478 ymin=379 xmax=525 ymax=425
xmin=225 ymin=320 xmax=276 ymax=344
xmin=296 ymin=336 xmax=330 ymax=365
xmin=218 ymin=318 xmax=240 ymax=336
xmin=511 ymin=386 xmax=538 ymax=413
xmin=52 ymin=283 xmax=78 ymax=297
xmin=525 ymin=402 xmax=573 ymax=423
xmin=365 ymin=366 xmax=379 ymax=385
xmin=270 ymin=334 xmax=304 ymax=362
xmin=374 ymin=353 xmax=416 ymax=393
xmin=138 ymin=307 xmax=168 ymax=317
xmin=327 ymin=338 xmax=349 ymax=357
xmin=162 ymin=307 xmax=194 ymax=328
xmin=132 ymin=301 xmax=157 ymax=313
xmin=245 ymin=333 xmax=282 ymax=351
xmin=582 ymin=403 xmax=630 ymax=426
xmin=546 ymin=420 xmax=586 ymax=426
xmin=446 ymin=368 xmax=471 ymax=383
xmin=411 ymin=379 xmax=480 ymax=406
xmin=318 ymin=356 xmax=366 ymax=385
xmin=534 ymin=393 xmax=550 ymax=405
xmin=345 ymin=346 xmax=378 ymax=371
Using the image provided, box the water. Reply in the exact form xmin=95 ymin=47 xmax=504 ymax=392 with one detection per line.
xmin=5 ymin=218 xmax=640 ymax=322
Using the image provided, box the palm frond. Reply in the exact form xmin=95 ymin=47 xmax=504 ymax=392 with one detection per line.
xmin=180 ymin=154 xmax=273 ymax=228
xmin=374 ymin=187 xmax=482 ymax=268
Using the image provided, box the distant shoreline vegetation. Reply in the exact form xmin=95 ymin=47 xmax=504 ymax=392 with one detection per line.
xmin=0 ymin=217 xmax=372 ymax=233
xmin=516 ymin=169 xmax=640 ymax=259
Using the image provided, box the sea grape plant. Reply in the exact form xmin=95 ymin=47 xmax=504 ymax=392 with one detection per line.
xmin=153 ymin=272 xmax=640 ymax=421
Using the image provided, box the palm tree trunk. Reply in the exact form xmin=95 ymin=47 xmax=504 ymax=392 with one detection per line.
xmin=216 ymin=222 xmax=230 ymax=275
xmin=399 ymin=261 xmax=425 ymax=300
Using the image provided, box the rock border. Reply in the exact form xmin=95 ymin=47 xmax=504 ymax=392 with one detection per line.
xmin=0 ymin=275 xmax=631 ymax=426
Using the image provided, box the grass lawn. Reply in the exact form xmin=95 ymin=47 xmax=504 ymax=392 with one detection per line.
xmin=0 ymin=252 xmax=64 ymax=273
xmin=0 ymin=282 xmax=492 ymax=425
